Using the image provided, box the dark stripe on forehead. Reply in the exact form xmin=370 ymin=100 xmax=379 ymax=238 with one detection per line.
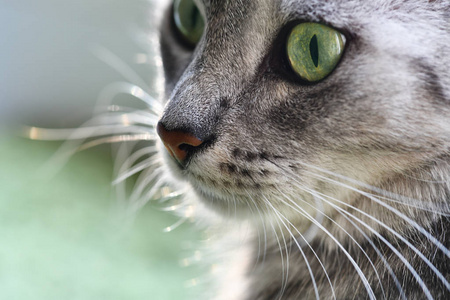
xmin=202 ymin=0 xmax=258 ymax=55
xmin=207 ymin=0 xmax=253 ymax=18
xmin=414 ymin=59 xmax=448 ymax=105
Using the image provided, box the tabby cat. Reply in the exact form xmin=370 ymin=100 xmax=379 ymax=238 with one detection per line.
xmin=156 ymin=0 xmax=450 ymax=299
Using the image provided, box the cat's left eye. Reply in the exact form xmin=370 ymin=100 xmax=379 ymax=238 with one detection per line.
xmin=173 ymin=0 xmax=205 ymax=46
xmin=287 ymin=23 xmax=345 ymax=83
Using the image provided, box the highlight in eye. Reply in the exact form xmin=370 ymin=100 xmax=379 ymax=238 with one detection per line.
xmin=287 ymin=23 xmax=345 ymax=82
xmin=173 ymin=0 xmax=205 ymax=46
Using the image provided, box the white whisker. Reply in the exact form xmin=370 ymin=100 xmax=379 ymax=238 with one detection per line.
xmin=263 ymin=197 xmax=321 ymax=300
xmin=159 ymin=190 xmax=185 ymax=202
xmin=24 ymin=123 xmax=151 ymax=141
xmin=164 ymin=217 xmax=189 ymax=233
xmin=288 ymin=170 xmax=441 ymax=298
xmin=268 ymin=192 xmax=338 ymax=300
xmin=304 ymin=170 xmax=450 ymax=260
xmin=299 ymin=162 xmax=449 ymax=215
xmin=129 ymin=177 xmax=166 ymax=213
xmin=92 ymin=45 xmax=152 ymax=93
xmin=305 ymin=191 xmax=395 ymax=300
xmin=233 ymin=194 xmax=238 ymax=220
xmin=129 ymin=166 xmax=164 ymax=203
xmin=78 ymin=134 xmax=156 ymax=151
xmin=244 ymin=197 xmax=263 ymax=266
xmin=331 ymin=200 xmax=434 ymax=300
xmin=113 ymin=156 xmax=156 ymax=185
xmin=112 ymin=141 xmax=134 ymax=207
xmin=275 ymin=175 xmax=387 ymax=299
xmin=328 ymin=200 xmax=407 ymax=300
xmin=113 ymin=149 xmax=158 ymax=185
xmin=267 ymin=213 xmax=290 ymax=300
xmin=245 ymin=190 xmax=268 ymax=265
xmin=273 ymin=188 xmax=376 ymax=300
xmin=95 ymin=81 xmax=163 ymax=115
xmin=160 ymin=203 xmax=186 ymax=212
xmin=276 ymin=164 xmax=449 ymax=297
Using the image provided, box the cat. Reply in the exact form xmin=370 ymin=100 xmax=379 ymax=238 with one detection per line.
xmin=156 ymin=0 xmax=450 ymax=299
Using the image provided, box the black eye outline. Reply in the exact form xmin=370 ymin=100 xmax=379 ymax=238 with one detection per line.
xmin=264 ymin=21 xmax=352 ymax=86
xmin=286 ymin=22 xmax=345 ymax=83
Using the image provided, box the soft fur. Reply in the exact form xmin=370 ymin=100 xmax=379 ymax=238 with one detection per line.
xmin=157 ymin=0 xmax=450 ymax=299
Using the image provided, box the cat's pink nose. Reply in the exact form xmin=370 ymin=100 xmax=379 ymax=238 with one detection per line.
xmin=156 ymin=122 xmax=204 ymax=165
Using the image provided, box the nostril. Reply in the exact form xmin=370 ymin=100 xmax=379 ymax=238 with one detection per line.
xmin=178 ymin=143 xmax=197 ymax=152
xmin=156 ymin=122 xmax=204 ymax=165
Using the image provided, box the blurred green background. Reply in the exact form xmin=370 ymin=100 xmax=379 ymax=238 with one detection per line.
xmin=0 ymin=1 xmax=201 ymax=299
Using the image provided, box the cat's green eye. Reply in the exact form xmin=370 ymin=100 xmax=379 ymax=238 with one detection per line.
xmin=287 ymin=23 xmax=345 ymax=82
xmin=173 ymin=0 xmax=205 ymax=46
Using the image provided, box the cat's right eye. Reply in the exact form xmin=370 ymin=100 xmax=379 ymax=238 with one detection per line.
xmin=173 ymin=0 xmax=205 ymax=46
xmin=286 ymin=23 xmax=345 ymax=83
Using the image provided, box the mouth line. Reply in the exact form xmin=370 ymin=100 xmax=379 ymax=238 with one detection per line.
xmin=162 ymin=147 xmax=267 ymax=206
xmin=190 ymin=179 xmax=234 ymax=201
xmin=192 ymin=185 xmax=254 ymax=216
xmin=187 ymin=174 xmax=251 ymax=203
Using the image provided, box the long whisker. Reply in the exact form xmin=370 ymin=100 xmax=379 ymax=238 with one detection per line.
xmin=111 ymin=141 xmax=135 ymax=208
xmin=323 ymin=196 xmax=407 ymax=300
xmin=114 ymin=145 xmax=158 ymax=174
xmin=299 ymin=162 xmax=449 ymax=215
xmin=233 ymin=194 xmax=238 ymax=220
xmin=26 ymin=120 xmax=157 ymax=177
xmin=245 ymin=195 xmax=264 ymax=267
xmin=130 ymin=177 xmax=166 ymax=213
xmin=284 ymin=169 xmax=441 ymax=298
xmin=129 ymin=166 xmax=164 ymax=203
xmin=78 ymin=134 xmax=155 ymax=151
xmin=304 ymin=169 xmax=450 ymax=260
xmin=298 ymin=194 xmax=324 ymax=248
xmin=24 ymin=123 xmax=155 ymax=142
xmin=158 ymin=190 xmax=185 ymax=203
xmin=163 ymin=217 xmax=189 ymax=233
xmin=325 ymin=196 xmax=433 ymax=300
xmin=263 ymin=198 xmax=320 ymax=300
xmin=95 ymin=82 xmax=163 ymax=115
xmin=269 ymin=193 xmax=338 ymax=300
xmin=273 ymin=189 xmax=376 ymax=300
xmin=267 ymin=211 xmax=290 ymax=300
xmin=277 ymin=188 xmax=378 ymax=299
xmin=279 ymin=165 xmax=449 ymax=296
xmin=114 ymin=156 xmax=156 ymax=185
xmin=92 ymin=45 xmax=152 ymax=93
xmin=245 ymin=190 xmax=268 ymax=265
xmin=278 ymin=177 xmax=387 ymax=298
xmin=301 ymin=188 xmax=402 ymax=299
xmin=113 ymin=146 xmax=158 ymax=185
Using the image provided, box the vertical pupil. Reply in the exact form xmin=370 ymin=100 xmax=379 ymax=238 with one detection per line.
xmin=310 ymin=34 xmax=319 ymax=68
xmin=191 ymin=6 xmax=199 ymax=27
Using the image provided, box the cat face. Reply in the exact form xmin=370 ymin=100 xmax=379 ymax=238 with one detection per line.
xmin=158 ymin=0 xmax=450 ymax=222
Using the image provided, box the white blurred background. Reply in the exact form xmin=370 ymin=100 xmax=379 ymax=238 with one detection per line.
xmin=0 ymin=1 xmax=202 ymax=299
xmin=0 ymin=0 xmax=163 ymax=127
